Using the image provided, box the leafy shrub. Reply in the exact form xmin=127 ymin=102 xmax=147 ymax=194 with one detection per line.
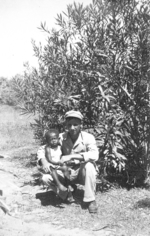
xmin=13 ymin=0 xmax=150 ymax=186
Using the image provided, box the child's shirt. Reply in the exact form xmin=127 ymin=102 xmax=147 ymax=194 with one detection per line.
xmin=37 ymin=144 xmax=62 ymax=165
xmin=47 ymin=145 xmax=62 ymax=163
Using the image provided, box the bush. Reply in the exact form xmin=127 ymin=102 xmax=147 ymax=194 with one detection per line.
xmin=14 ymin=0 xmax=150 ymax=186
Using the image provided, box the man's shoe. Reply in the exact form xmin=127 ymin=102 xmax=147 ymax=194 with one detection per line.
xmin=88 ymin=200 xmax=98 ymax=213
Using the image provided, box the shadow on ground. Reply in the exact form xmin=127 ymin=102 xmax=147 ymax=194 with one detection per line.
xmin=36 ymin=188 xmax=84 ymax=208
xmin=134 ymin=198 xmax=150 ymax=209
xmin=36 ymin=191 xmax=64 ymax=207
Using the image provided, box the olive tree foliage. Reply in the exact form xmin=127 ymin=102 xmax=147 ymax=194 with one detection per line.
xmin=13 ymin=0 xmax=150 ymax=185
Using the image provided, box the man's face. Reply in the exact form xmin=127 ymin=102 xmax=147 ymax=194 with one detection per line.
xmin=66 ymin=118 xmax=81 ymax=138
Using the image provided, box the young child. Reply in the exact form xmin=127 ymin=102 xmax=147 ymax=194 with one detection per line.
xmin=37 ymin=129 xmax=75 ymax=202
xmin=44 ymin=129 xmax=68 ymax=192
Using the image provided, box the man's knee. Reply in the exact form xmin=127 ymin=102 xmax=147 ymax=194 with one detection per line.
xmin=85 ymin=162 xmax=96 ymax=173
xmin=84 ymin=162 xmax=97 ymax=182
xmin=79 ymin=162 xmax=96 ymax=183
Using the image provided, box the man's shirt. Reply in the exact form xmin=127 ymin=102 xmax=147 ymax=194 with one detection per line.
xmin=60 ymin=131 xmax=99 ymax=162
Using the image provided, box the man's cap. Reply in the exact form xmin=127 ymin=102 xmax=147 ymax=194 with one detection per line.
xmin=65 ymin=110 xmax=83 ymax=120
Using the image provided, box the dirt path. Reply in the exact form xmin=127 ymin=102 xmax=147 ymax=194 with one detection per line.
xmin=0 ymin=153 xmax=112 ymax=236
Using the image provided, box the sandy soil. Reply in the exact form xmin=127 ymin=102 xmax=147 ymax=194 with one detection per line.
xmin=0 ymin=153 xmax=112 ymax=236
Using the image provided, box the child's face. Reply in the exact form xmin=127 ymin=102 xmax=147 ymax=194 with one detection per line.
xmin=47 ymin=133 xmax=59 ymax=148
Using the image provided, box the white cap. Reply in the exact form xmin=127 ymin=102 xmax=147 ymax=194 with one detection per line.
xmin=65 ymin=110 xmax=83 ymax=120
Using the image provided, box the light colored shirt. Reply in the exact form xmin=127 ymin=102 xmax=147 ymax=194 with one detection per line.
xmin=59 ymin=131 xmax=99 ymax=163
xmin=37 ymin=145 xmax=62 ymax=163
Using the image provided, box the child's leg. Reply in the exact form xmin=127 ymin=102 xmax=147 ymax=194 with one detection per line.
xmin=50 ymin=167 xmax=67 ymax=192
xmin=58 ymin=164 xmax=70 ymax=180
xmin=57 ymin=165 xmax=75 ymax=203
xmin=64 ymin=168 xmax=70 ymax=180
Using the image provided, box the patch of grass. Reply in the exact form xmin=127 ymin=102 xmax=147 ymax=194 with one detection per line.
xmin=0 ymin=105 xmax=38 ymax=152
xmin=95 ymin=188 xmax=150 ymax=235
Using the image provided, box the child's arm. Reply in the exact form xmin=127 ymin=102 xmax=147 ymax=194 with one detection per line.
xmin=40 ymin=158 xmax=50 ymax=173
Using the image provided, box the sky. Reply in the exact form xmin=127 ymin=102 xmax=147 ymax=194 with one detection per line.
xmin=0 ymin=0 xmax=92 ymax=79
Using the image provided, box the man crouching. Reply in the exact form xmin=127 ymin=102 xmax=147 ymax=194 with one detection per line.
xmin=37 ymin=110 xmax=99 ymax=213
xmin=59 ymin=110 xmax=99 ymax=213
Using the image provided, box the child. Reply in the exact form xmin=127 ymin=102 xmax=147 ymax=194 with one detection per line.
xmin=44 ymin=129 xmax=68 ymax=192
xmin=37 ymin=129 xmax=75 ymax=202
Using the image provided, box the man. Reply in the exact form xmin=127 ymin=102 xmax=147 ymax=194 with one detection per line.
xmin=37 ymin=110 xmax=99 ymax=213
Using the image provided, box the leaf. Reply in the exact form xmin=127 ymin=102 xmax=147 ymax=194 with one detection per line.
xmin=114 ymin=131 xmax=124 ymax=137
xmin=113 ymin=148 xmax=127 ymax=160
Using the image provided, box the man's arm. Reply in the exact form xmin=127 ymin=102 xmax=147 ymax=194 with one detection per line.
xmin=60 ymin=153 xmax=84 ymax=164
xmin=75 ymin=132 xmax=98 ymax=162
xmin=59 ymin=131 xmax=99 ymax=164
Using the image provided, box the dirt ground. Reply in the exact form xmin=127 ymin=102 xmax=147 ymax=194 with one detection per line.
xmin=0 ymin=149 xmax=112 ymax=236
xmin=1 ymin=150 xmax=150 ymax=236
